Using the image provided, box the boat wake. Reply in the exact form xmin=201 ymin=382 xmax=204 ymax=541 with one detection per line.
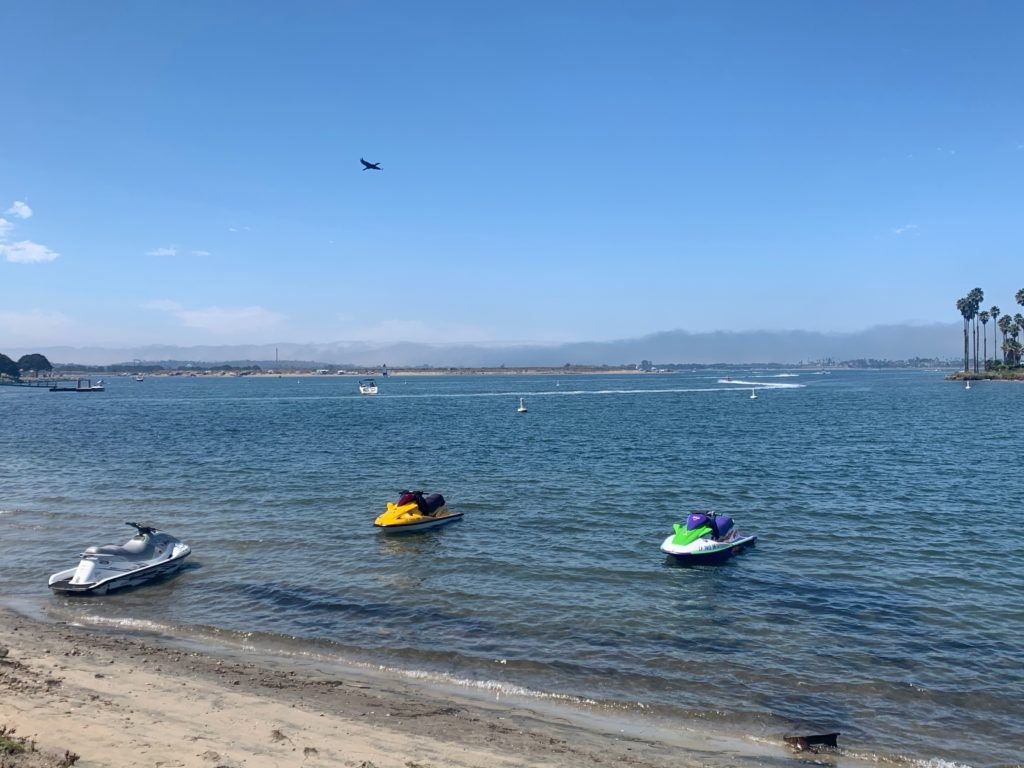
xmin=380 ymin=385 xmax=805 ymax=399
xmin=716 ymin=379 xmax=805 ymax=389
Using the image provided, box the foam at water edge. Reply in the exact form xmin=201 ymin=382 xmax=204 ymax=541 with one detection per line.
xmin=838 ymin=748 xmax=976 ymax=768
xmin=376 ymin=663 xmax=602 ymax=706
xmin=62 ymin=613 xmax=605 ymax=711
xmin=746 ymin=736 xmax=978 ymax=768
xmin=73 ymin=615 xmax=171 ymax=633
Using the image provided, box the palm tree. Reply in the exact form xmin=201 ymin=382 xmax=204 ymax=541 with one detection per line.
xmin=991 ymin=305 xmax=1001 ymax=364
xmin=956 ymin=297 xmax=971 ymax=372
xmin=1012 ymin=314 xmax=1024 ymax=367
xmin=968 ymin=288 xmax=984 ymax=372
xmin=1017 ymin=288 xmax=1024 ymax=307
xmin=999 ymin=315 xmax=1015 ymax=365
xmin=979 ymin=310 xmax=990 ymax=367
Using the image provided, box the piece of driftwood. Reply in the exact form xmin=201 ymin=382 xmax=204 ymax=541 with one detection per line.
xmin=784 ymin=732 xmax=840 ymax=751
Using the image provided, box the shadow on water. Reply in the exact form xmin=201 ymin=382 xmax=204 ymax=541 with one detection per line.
xmin=374 ymin=523 xmax=462 ymax=558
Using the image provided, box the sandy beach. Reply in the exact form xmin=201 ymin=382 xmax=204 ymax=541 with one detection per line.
xmin=0 ymin=606 xmax=797 ymax=768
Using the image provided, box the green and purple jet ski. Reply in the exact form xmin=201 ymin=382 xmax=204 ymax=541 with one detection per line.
xmin=660 ymin=511 xmax=757 ymax=564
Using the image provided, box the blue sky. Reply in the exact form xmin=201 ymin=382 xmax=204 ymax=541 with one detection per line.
xmin=2 ymin=1 xmax=1022 ymax=348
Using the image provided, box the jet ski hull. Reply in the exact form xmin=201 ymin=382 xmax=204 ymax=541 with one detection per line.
xmin=48 ymin=532 xmax=191 ymax=595
xmin=49 ymin=549 xmax=190 ymax=595
xmin=374 ymin=512 xmax=463 ymax=533
xmin=661 ymin=534 xmax=757 ymax=564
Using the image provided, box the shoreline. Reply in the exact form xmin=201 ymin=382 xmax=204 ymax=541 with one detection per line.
xmin=946 ymin=370 xmax=1024 ymax=381
xmin=19 ymin=366 xmax=962 ymax=382
xmin=0 ymin=603 xmax=824 ymax=768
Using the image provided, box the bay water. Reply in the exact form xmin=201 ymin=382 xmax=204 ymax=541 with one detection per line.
xmin=1 ymin=371 xmax=1021 ymax=766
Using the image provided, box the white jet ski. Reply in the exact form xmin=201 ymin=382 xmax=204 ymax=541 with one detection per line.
xmin=48 ymin=522 xmax=191 ymax=595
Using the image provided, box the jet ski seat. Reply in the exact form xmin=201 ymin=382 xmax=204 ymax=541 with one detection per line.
xmin=398 ymin=491 xmax=446 ymax=515
xmin=85 ymin=536 xmax=157 ymax=559
xmin=419 ymin=493 xmax=446 ymax=514
xmin=711 ymin=515 xmax=734 ymax=539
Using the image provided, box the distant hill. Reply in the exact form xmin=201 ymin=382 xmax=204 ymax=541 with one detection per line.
xmin=8 ymin=322 xmax=962 ymax=367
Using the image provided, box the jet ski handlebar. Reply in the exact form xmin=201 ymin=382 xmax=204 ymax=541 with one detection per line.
xmin=125 ymin=521 xmax=158 ymax=536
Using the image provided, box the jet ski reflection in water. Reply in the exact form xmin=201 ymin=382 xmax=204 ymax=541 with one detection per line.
xmin=660 ymin=511 xmax=756 ymax=564
xmin=373 ymin=490 xmax=463 ymax=533
xmin=48 ymin=522 xmax=192 ymax=595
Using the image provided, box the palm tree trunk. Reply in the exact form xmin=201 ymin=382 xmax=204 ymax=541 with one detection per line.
xmin=973 ymin=317 xmax=978 ymax=372
xmin=963 ymin=319 xmax=969 ymax=372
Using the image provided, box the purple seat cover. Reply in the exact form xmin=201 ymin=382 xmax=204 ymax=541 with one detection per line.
xmin=421 ymin=493 xmax=445 ymax=514
xmin=711 ymin=515 xmax=734 ymax=538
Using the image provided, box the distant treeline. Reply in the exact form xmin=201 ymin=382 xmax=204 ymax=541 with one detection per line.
xmin=52 ymin=359 xmax=355 ymax=372
xmin=954 ymin=287 xmax=1024 ymax=371
xmin=0 ymin=352 xmax=53 ymax=379
xmin=53 ymin=362 xmax=264 ymax=373
xmin=15 ymin=356 xmax=966 ymax=375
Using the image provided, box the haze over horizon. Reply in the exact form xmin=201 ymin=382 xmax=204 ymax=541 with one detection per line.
xmin=4 ymin=321 xmax=965 ymax=367
xmin=2 ymin=2 xmax=1022 ymax=351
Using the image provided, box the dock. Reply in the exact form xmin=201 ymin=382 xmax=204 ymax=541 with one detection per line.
xmin=0 ymin=377 xmax=103 ymax=391
xmin=0 ymin=377 xmax=66 ymax=388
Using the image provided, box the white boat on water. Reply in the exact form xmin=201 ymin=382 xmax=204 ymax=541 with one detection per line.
xmin=517 ymin=397 xmax=527 ymax=413
xmin=359 ymin=378 xmax=378 ymax=395
xmin=48 ymin=522 xmax=191 ymax=595
xmin=134 ymin=374 xmax=145 ymax=382
xmin=750 ymin=388 xmax=757 ymax=400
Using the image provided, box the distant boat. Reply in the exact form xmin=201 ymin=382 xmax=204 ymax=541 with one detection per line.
xmin=359 ymin=378 xmax=379 ymax=395
xmin=134 ymin=374 xmax=145 ymax=382
xmin=750 ymin=388 xmax=757 ymax=400
xmin=965 ymin=380 xmax=971 ymax=390
xmin=517 ymin=397 xmax=527 ymax=413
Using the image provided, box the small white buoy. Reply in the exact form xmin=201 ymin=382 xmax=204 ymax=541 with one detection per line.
xmin=517 ymin=397 xmax=528 ymax=413
xmin=750 ymin=388 xmax=757 ymax=400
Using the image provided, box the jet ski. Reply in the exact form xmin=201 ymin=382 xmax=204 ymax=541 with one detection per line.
xmin=660 ymin=511 xmax=756 ymax=564
xmin=374 ymin=491 xmax=462 ymax=533
xmin=48 ymin=522 xmax=192 ymax=595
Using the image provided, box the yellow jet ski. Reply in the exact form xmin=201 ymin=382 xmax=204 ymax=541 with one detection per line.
xmin=373 ymin=490 xmax=463 ymax=533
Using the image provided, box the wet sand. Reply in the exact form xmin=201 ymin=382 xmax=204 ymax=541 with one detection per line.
xmin=0 ymin=606 xmax=796 ymax=768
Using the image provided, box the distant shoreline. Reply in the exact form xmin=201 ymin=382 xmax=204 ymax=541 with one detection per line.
xmin=946 ymin=370 xmax=1024 ymax=381
xmin=40 ymin=363 xmax=962 ymax=378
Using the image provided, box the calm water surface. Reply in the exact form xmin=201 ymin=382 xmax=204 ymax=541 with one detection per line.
xmin=1 ymin=371 xmax=1021 ymax=767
